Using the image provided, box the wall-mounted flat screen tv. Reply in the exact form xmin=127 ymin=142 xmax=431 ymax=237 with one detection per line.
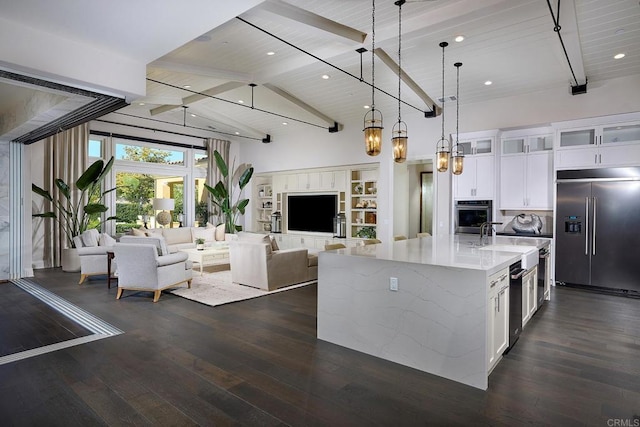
xmin=287 ymin=194 xmax=337 ymax=233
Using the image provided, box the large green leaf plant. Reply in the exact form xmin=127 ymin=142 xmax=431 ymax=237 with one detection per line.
xmin=32 ymin=157 xmax=117 ymax=248
xmin=204 ymin=150 xmax=254 ymax=234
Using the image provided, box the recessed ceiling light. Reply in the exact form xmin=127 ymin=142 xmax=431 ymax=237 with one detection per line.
xmin=138 ymin=102 xmax=145 ymax=106
xmin=614 ymin=53 xmax=625 ymax=59
xmin=322 ymin=74 xmax=330 ymax=79
xmin=190 ymin=113 xmax=197 ymax=117
xmin=484 ymin=80 xmax=493 ymax=86
xmin=454 ymin=35 xmax=465 ymax=43
xmin=183 ymin=85 xmax=191 ymax=89
xmin=364 ymin=105 xmax=370 ymax=109
xmin=238 ymin=100 xmax=244 ymax=104
xmin=267 ymin=51 xmax=275 ymax=56
xmin=235 ymin=131 xmax=240 ymax=135
xmin=282 ymin=122 xmax=288 ymax=125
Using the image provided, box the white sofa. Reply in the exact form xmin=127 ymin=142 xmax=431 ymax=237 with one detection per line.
xmin=112 ymin=242 xmax=193 ymax=302
xmin=229 ymin=232 xmax=318 ymax=291
xmin=130 ymin=224 xmax=230 ymax=253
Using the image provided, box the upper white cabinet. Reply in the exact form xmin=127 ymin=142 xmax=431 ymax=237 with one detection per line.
xmin=272 ymin=169 xmax=347 ymax=193
xmin=555 ymin=119 xmax=640 ymax=170
xmin=500 ymin=132 xmax=553 ymax=210
xmin=453 ymin=132 xmax=497 ymax=200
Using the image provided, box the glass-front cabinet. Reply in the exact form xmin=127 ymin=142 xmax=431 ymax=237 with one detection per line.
xmin=555 ymin=119 xmax=640 ymax=170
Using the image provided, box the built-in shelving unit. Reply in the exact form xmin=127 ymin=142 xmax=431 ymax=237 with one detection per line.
xmin=350 ymin=168 xmax=378 ymax=238
xmin=253 ymin=177 xmax=273 ymax=232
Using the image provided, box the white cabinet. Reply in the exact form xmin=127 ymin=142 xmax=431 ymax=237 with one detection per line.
xmin=453 ymin=133 xmax=496 ymax=200
xmin=555 ymin=121 xmax=640 ymax=170
xmin=521 ymin=268 xmax=538 ymax=327
xmin=500 ymin=151 xmax=553 ymax=210
xmin=488 ymin=268 xmax=509 ymax=373
xmin=321 ymin=170 xmax=346 ymax=190
xmin=454 ymin=155 xmax=494 ymax=199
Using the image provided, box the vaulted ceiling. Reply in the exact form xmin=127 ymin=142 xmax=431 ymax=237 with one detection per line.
xmin=2 ymin=0 xmax=639 ymax=144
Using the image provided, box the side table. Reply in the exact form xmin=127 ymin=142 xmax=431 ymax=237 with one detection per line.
xmin=107 ymin=251 xmax=115 ymax=289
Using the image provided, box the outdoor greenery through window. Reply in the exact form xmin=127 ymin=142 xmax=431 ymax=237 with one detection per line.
xmin=115 ymin=143 xmax=185 ymax=165
xmin=114 ymin=145 xmax=185 ymax=233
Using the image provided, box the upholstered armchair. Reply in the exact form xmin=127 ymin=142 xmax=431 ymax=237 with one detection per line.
xmin=112 ymin=242 xmax=192 ymax=302
xmin=229 ymin=232 xmax=317 ymax=291
xmin=76 ymin=229 xmax=116 ymax=285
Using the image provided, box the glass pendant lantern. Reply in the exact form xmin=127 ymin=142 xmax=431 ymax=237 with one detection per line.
xmin=364 ymin=0 xmax=383 ymax=156
xmin=364 ymin=109 xmax=383 ymax=156
xmin=392 ymin=0 xmax=407 ymax=164
xmin=436 ymin=41 xmax=450 ymax=173
xmin=392 ymin=121 xmax=408 ymax=163
xmin=451 ymin=62 xmax=464 ymax=175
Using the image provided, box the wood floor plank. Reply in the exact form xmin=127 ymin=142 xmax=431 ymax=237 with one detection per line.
xmin=2 ymin=269 xmax=640 ymax=425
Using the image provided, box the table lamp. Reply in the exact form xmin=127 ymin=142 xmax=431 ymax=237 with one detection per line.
xmin=153 ymin=198 xmax=174 ymax=227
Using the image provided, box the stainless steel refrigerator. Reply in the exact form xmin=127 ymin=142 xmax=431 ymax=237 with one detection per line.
xmin=556 ymin=168 xmax=640 ymax=293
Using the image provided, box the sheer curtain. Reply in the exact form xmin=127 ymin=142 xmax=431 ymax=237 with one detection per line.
xmin=40 ymin=124 xmax=88 ymax=267
xmin=206 ymin=138 xmax=230 ymax=225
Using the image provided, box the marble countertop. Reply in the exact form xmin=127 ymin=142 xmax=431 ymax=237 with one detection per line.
xmin=331 ymin=234 xmax=550 ymax=272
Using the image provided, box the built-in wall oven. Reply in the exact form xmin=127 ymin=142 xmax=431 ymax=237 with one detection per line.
xmin=454 ymin=200 xmax=492 ymax=234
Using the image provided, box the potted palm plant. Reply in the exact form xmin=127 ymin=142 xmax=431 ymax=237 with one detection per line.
xmin=195 ymin=238 xmax=206 ymax=250
xmin=204 ymin=150 xmax=254 ymax=234
xmin=32 ymin=156 xmax=117 ymax=271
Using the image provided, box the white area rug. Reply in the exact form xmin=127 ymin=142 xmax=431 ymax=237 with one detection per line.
xmin=168 ymin=269 xmax=316 ymax=307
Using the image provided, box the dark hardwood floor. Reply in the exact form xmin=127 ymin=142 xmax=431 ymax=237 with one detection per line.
xmin=1 ymin=269 xmax=639 ymax=426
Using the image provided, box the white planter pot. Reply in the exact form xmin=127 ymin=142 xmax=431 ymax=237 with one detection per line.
xmin=196 ymin=244 xmax=205 ymax=251
xmin=62 ymin=248 xmax=81 ymax=272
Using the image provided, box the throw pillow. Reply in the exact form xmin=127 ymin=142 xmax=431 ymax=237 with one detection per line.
xmin=145 ymin=229 xmax=164 ymax=239
xmin=156 ymin=236 xmax=170 ymax=256
xmin=131 ymin=228 xmax=146 ymax=237
xmin=270 ymin=236 xmax=279 ymax=251
xmin=99 ymin=233 xmax=117 ymax=247
xmin=192 ymin=227 xmax=215 ymax=243
xmin=81 ymin=229 xmax=100 ymax=247
xmin=215 ymin=223 xmax=226 ymax=241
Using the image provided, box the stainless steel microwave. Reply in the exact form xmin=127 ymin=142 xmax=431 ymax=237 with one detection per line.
xmin=454 ymin=200 xmax=492 ymax=234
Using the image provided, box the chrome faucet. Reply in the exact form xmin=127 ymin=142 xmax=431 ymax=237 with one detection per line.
xmin=480 ymin=222 xmax=503 ymax=244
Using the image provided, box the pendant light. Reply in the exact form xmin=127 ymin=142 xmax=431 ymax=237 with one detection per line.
xmin=452 ymin=62 xmax=464 ymax=175
xmin=364 ymin=0 xmax=383 ymax=156
xmin=392 ymin=0 xmax=407 ymax=163
xmin=436 ymin=42 xmax=450 ymax=172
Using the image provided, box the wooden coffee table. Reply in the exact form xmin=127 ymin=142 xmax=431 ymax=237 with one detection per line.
xmin=180 ymin=244 xmax=230 ymax=276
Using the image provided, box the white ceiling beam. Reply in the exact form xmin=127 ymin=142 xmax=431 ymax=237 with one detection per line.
xmin=258 ymin=0 xmax=367 ymax=43
xmin=375 ymin=48 xmax=440 ymax=114
xmin=150 ymin=81 xmax=246 ymax=116
xmin=148 ymin=60 xmax=253 ymax=82
xmin=185 ymin=109 xmax=266 ymax=139
xmin=262 ymin=83 xmax=341 ymax=128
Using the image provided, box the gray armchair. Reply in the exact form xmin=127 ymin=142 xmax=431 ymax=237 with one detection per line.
xmin=229 ymin=232 xmax=317 ymax=291
xmin=76 ymin=229 xmax=115 ymax=285
xmin=112 ymin=242 xmax=192 ymax=302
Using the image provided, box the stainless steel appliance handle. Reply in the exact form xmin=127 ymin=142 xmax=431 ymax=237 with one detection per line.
xmin=511 ymin=269 xmax=526 ymax=280
xmin=585 ymin=196 xmax=589 ymax=255
xmin=592 ymin=197 xmax=597 ymax=256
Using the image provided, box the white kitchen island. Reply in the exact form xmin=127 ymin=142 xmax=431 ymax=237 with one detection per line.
xmin=317 ymin=234 xmax=550 ymax=390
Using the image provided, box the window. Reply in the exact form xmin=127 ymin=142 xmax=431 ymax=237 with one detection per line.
xmin=115 ymin=143 xmax=185 ymax=166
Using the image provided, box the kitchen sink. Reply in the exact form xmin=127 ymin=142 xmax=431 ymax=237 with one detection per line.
xmin=478 ymin=244 xmax=539 ymax=269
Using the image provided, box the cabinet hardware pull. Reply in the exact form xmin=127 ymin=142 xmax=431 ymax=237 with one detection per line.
xmin=497 ymin=294 xmax=500 ymax=312
xmin=592 ymin=197 xmax=597 ymax=256
xmin=500 ymin=274 xmax=507 ymax=281
xmin=585 ymin=196 xmax=589 ymax=255
xmin=594 ymin=154 xmax=597 ymax=164
xmin=599 ymin=153 xmax=602 ymax=164
xmin=490 ymin=280 xmax=497 ymax=288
